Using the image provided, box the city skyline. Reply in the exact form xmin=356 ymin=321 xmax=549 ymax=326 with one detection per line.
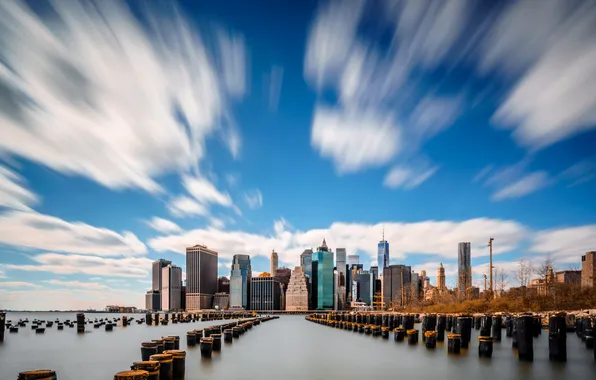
xmin=1 ymin=0 xmax=596 ymax=310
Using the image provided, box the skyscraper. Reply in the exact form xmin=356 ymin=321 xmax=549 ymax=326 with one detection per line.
xmin=437 ymin=263 xmax=446 ymax=291
xmin=458 ymin=242 xmax=472 ymax=294
xmin=355 ymin=271 xmax=374 ymax=305
xmin=313 ymin=238 xmax=334 ymax=310
xmin=250 ymin=277 xmax=282 ymax=311
xmin=186 ymin=244 xmax=218 ymax=310
xmin=161 ymin=264 xmax=182 ymax=311
xmin=152 ymin=259 xmax=171 ymax=310
xmin=335 ymin=248 xmax=347 ymax=310
xmin=270 ymin=250 xmax=279 ymax=277
xmin=346 ymin=263 xmax=363 ymax=304
xmin=230 ymin=254 xmax=252 ymax=309
xmin=382 ymin=264 xmax=412 ymax=308
xmin=347 ymin=255 xmax=359 ymax=266
xmin=300 ymin=249 xmax=313 ymax=309
xmin=378 ymin=230 xmax=389 ymax=270
xmin=286 ymin=266 xmax=309 ymax=311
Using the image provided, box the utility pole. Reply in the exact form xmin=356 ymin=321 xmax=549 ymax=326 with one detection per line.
xmin=488 ymin=238 xmax=494 ymax=294
xmin=483 ymin=274 xmax=487 ymax=292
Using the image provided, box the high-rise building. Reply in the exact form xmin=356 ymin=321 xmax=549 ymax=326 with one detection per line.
xmin=250 ymin=277 xmax=281 ymax=311
xmin=355 ymin=271 xmax=374 ymax=305
xmin=230 ymin=254 xmax=252 ymax=309
xmin=218 ymin=276 xmax=230 ymax=294
xmin=270 ymin=250 xmax=279 ymax=277
xmin=437 ymin=263 xmax=446 ymax=291
xmin=382 ymin=265 xmax=412 ymax=308
xmin=275 ymin=267 xmax=292 ymax=310
xmin=313 ymin=238 xmax=334 ymax=310
xmin=161 ymin=264 xmax=182 ymax=311
xmin=378 ymin=231 xmax=390 ymax=269
xmin=151 ymin=259 xmax=172 ymax=310
xmin=300 ymin=249 xmax=313 ymax=277
xmin=411 ymin=271 xmax=420 ymax=300
xmin=145 ymin=290 xmax=160 ymax=311
xmin=213 ymin=293 xmax=229 ymax=310
xmin=371 ymin=266 xmax=379 ymax=281
xmin=286 ymin=266 xmax=309 ymax=311
xmin=346 ymin=263 xmax=363 ymax=303
xmin=347 ymin=255 xmax=359 ymax=266
xmin=458 ymin=242 xmax=472 ymax=294
xmin=186 ymin=244 xmax=218 ymax=310
xmin=581 ymin=251 xmax=596 ymax=289
xmin=335 ymin=248 xmax=347 ymax=310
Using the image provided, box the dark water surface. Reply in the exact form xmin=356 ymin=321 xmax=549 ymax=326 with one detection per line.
xmin=1 ymin=312 xmax=595 ymax=380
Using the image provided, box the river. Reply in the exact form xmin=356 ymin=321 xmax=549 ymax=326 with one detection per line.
xmin=1 ymin=312 xmax=595 ymax=380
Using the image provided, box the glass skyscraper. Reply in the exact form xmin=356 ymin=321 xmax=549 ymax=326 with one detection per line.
xmin=313 ymin=239 xmax=334 ymax=310
xmin=378 ymin=240 xmax=389 ymax=270
xmin=230 ymin=254 xmax=252 ymax=309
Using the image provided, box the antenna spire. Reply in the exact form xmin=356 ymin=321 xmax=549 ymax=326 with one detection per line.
xmin=382 ymin=224 xmax=385 ymax=241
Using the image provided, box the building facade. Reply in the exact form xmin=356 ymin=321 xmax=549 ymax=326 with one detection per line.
xmin=250 ymin=277 xmax=281 ymax=311
xmin=313 ymin=239 xmax=334 ymax=310
xmin=437 ymin=263 xmax=446 ymax=291
xmin=582 ymin=251 xmax=596 ymax=289
xmin=213 ymin=293 xmax=230 ymax=310
xmin=458 ymin=242 xmax=472 ymax=295
xmin=270 ymin=250 xmax=279 ymax=277
xmin=382 ymin=264 xmax=412 ymax=308
xmin=346 ymin=263 xmax=363 ymax=304
xmin=161 ymin=264 xmax=182 ymax=311
xmin=230 ymin=254 xmax=252 ymax=309
xmin=151 ymin=259 xmax=171 ymax=311
xmin=347 ymin=255 xmax=359 ymax=266
xmin=286 ymin=266 xmax=309 ymax=311
xmin=218 ymin=276 xmax=230 ymax=294
xmin=335 ymin=248 xmax=347 ymax=310
xmin=378 ymin=240 xmax=389 ymax=270
xmin=355 ymin=271 xmax=374 ymax=305
xmin=145 ymin=290 xmax=160 ymax=311
xmin=186 ymin=244 xmax=218 ymax=310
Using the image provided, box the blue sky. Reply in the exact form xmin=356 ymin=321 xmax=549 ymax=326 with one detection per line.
xmin=0 ymin=0 xmax=595 ymax=310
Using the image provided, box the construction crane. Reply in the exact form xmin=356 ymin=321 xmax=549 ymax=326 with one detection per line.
xmin=488 ymin=237 xmax=494 ymax=294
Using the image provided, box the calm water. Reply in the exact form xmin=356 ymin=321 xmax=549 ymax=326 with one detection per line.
xmin=1 ymin=312 xmax=595 ymax=380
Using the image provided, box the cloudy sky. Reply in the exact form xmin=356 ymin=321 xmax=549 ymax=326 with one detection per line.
xmin=0 ymin=0 xmax=595 ymax=310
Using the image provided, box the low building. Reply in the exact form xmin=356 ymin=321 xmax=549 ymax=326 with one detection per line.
xmin=145 ymin=290 xmax=160 ymax=312
xmin=213 ymin=293 xmax=230 ymax=310
xmin=555 ymin=270 xmax=581 ymax=285
xmin=581 ymin=251 xmax=596 ymax=289
xmin=286 ymin=266 xmax=309 ymax=311
xmin=250 ymin=277 xmax=282 ymax=311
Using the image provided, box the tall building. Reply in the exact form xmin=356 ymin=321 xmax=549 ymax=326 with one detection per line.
xmin=230 ymin=254 xmax=252 ymax=309
xmin=382 ymin=264 xmax=412 ymax=308
xmin=371 ymin=266 xmax=379 ymax=281
xmin=213 ymin=293 xmax=229 ymax=310
xmin=300 ymin=249 xmax=313 ymax=277
xmin=581 ymin=251 xmax=596 ymax=289
xmin=270 ymin=250 xmax=279 ymax=277
xmin=218 ymin=276 xmax=230 ymax=294
xmin=335 ymin=248 xmax=347 ymax=310
xmin=313 ymin=238 xmax=334 ymax=310
xmin=355 ymin=271 xmax=374 ymax=305
xmin=437 ymin=263 xmax=446 ymax=291
xmin=458 ymin=242 xmax=472 ymax=294
xmin=152 ymin=259 xmax=172 ymax=310
xmin=250 ymin=277 xmax=281 ymax=311
xmin=411 ymin=271 xmax=420 ymax=300
xmin=346 ymin=263 xmax=363 ymax=303
xmin=378 ymin=231 xmax=390 ymax=269
xmin=286 ymin=266 xmax=309 ymax=311
xmin=161 ymin=264 xmax=182 ymax=311
xmin=145 ymin=290 xmax=160 ymax=311
xmin=186 ymin=244 xmax=218 ymax=310
xmin=347 ymin=255 xmax=359 ymax=266
xmin=275 ymin=267 xmax=292 ymax=310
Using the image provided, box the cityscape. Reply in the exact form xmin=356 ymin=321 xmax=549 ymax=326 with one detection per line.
xmin=143 ymin=236 xmax=596 ymax=313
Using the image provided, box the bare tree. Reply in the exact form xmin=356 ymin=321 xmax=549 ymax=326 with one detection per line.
xmin=535 ymin=254 xmax=554 ymax=295
xmin=495 ymin=267 xmax=508 ymax=294
xmin=515 ymin=258 xmax=532 ymax=287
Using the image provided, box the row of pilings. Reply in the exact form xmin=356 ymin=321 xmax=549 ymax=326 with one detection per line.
xmin=0 ymin=311 xmax=257 ymax=337
xmin=306 ymin=311 xmax=596 ymax=362
xmin=14 ymin=315 xmax=278 ymax=380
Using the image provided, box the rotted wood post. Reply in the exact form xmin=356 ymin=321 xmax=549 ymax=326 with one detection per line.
xmin=0 ymin=312 xmax=5 ymax=342
xmin=140 ymin=342 xmax=158 ymax=361
xmin=516 ymin=315 xmax=534 ymax=362
xmin=113 ymin=370 xmax=148 ymax=380
xmin=548 ymin=313 xmax=566 ymax=362
xmin=17 ymin=370 xmax=57 ymax=380
xmin=163 ymin=350 xmax=185 ymax=380
xmin=131 ymin=362 xmax=159 ymax=380
xmin=149 ymin=353 xmax=173 ymax=380
xmin=478 ymin=336 xmax=493 ymax=358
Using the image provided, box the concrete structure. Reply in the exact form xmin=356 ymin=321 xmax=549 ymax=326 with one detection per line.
xmin=151 ymin=259 xmax=171 ymax=311
xmin=230 ymin=254 xmax=252 ymax=309
xmin=218 ymin=276 xmax=230 ymax=294
xmin=213 ymin=293 xmax=229 ymax=310
xmin=186 ymin=245 xmax=218 ymax=310
xmin=161 ymin=264 xmax=182 ymax=311
xmin=437 ymin=263 xmax=446 ymax=291
xmin=286 ymin=266 xmax=309 ymax=311
xmin=145 ymin=290 xmax=160 ymax=312
xmin=555 ymin=270 xmax=581 ymax=285
xmin=582 ymin=251 xmax=596 ymax=289
xmin=270 ymin=250 xmax=279 ymax=277
xmin=250 ymin=277 xmax=281 ymax=311
xmin=458 ymin=242 xmax=472 ymax=295
xmin=313 ymin=239 xmax=334 ymax=310
xmin=347 ymin=255 xmax=359 ymax=266
xmin=382 ymin=265 xmax=412 ymax=308
xmin=335 ymin=248 xmax=347 ymax=309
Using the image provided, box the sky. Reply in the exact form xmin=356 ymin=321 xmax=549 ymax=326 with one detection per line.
xmin=0 ymin=0 xmax=595 ymax=310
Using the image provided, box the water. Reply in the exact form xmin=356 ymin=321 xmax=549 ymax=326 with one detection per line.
xmin=1 ymin=312 xmax=595 ymax=380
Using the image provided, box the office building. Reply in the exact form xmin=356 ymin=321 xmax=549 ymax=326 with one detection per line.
xmin=286 ymin=266 xmax=309 ymax=311
xmin=346 ymin=263 xmax=363 ymax=303
xmin=458 ymin=242 xmax=472 ymax=294
xmin=411 ymin=271 xmax=420 ymax=300
xmin=355 ymin=271 xmax=374 ymax=305
xmin=186 ymin=244 xmax=218 ymax=310
xmin=145 ymin=290 xmax=160 ymax=311
xmin=378 ymin=232 xmax=390 ymax=269
xmin=382 ymin=264 xmax=412 ymax=308
xmin=161 ymin=264 xmax=182 ymax=311
xmin=275 ymin=267 xmax=292 ymax=310
xmin=582 ymin=251 xmax=596 ymax=289
xmin=371 ymin=266 xmax=379 ymax=281
xmin=270 ymin=250 xmax=279 ymax=277
xmin=347 ymin=255 xmax=359 ymax=266
xmin=313 ymin=238 xmax=334 ymax=310
xmin=250 ymin=277 xmax=282 ymax=311
xmin=213 ymin=293 xmax=229 ymax=310
xmin=230 ymin=254 xmax=252 ymax=309
xmin=437 ymin=263 xmax=446 ymax=291
xmin=181 ymin=286 xmax=186 ymax=310
xmin=151 ymin=259 xmax=172 ymax=310
xmin=218 ymin=276 xmax=230 ymax=294
xmin=300 ymin=249 xmax=314 ymax=309
xmin=336 ymin=248 xmax=347 ymax=310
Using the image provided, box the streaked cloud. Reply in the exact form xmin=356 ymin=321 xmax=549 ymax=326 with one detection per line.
xmin=244 ymin=189 xmax=263 ymax=210
xmin=0 ymin=164 xmax=38 ymax=211
xmin=146 ymin=217 xmax=183 ymax=234
xmin=0 ymin=281 xmax=39 ymax=288
xmin=44 ymin=279 xmax=109 ymax=290
xmin=383 ymin=166 xmax=438 ymax=190
xmin=491 ymin=171 xmax=550 ymax=201
xmin=267 ymin=66 xmax=284 ymax=112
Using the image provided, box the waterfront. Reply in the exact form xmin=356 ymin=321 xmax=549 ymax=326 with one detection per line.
xmin=1 ymin=313 xmax=596 ymax=379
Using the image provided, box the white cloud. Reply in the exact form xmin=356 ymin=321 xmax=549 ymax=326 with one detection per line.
xmin=243 ymin=189 xmax=263 ymax=209
xmin=486 ymin=1 xmax=596 ymax=150
xmin=0 ymin=164 xmax=38 ymax=211
xmin=146 ymin=217 xmax=182 ymax=234
xmin=0 ymin=0 xmax=244 ymax=192
xmin=311 ymin=107 xmax=402 ymax=173
xmin=168 ymin=196 xmax=208 ymax=218
xmin=491 ymin=171 xmax=550 ymax=201
xmin=0 ymin=281 xmax=40 ymax=288
xmin=0 ymin=211 xmax=147 ymax=256
xmin=267 ymin=66 xmax=284 ymax=112
xmin=530 ymin=225 xmax=596 ymax=262
xmin=6 ymin=253 xmax=152 ymax=278
xmin=44 ymin=279 xmax=109 ymax=290
xmin=225 ymin=173 xmax=240 ymax=188
xmin=209 ymin=217 xmax=226 ymax=229
xmin=182 ymin=175 xmax=232 ymax=207
xmin=383 ymin=166 xmax=438 ymax=190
